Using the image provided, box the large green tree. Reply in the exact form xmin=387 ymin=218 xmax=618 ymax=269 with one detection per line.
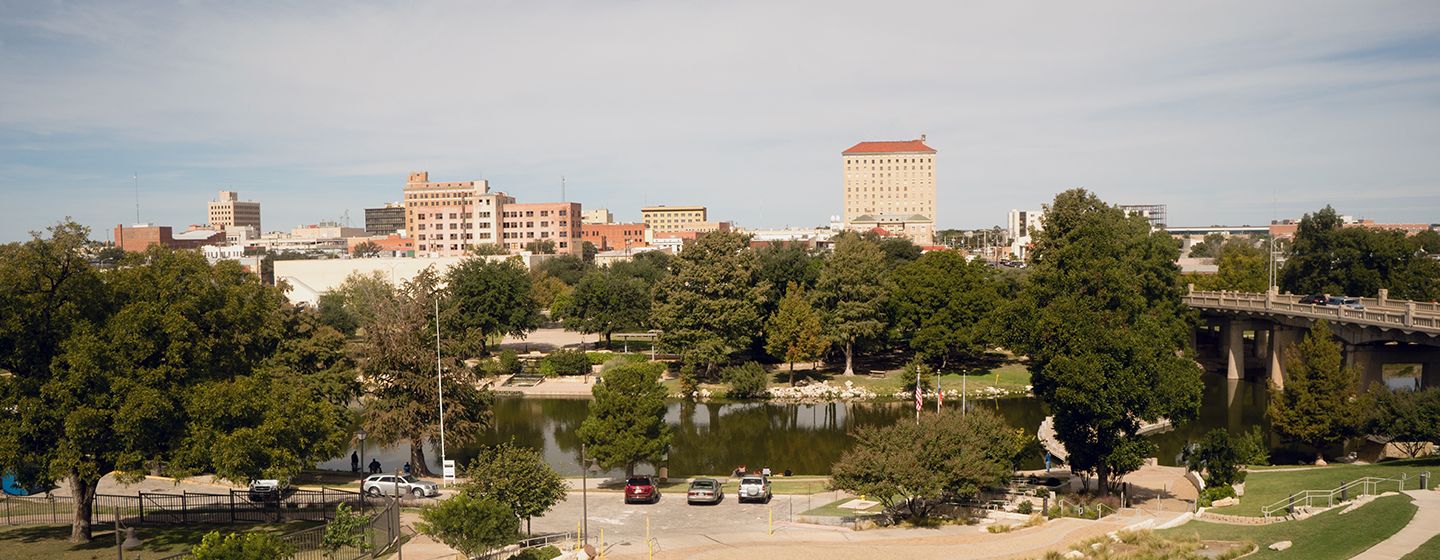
xmin=576 ymin=362 xmax=671 ymax=476
xmin=0 ymin=223 xmax=354 ymax=543
xmin=1280 ymin=206 xmax=1440 ymax=300
xmin=889 ymin=250 xmax=999 ymax=368
xmin=830 ymin=409 xmax=1020 ymax=521
xmin=557 ymin=267 xmax=651 ymax=346
xmin=461 ymin=442 xmax=569 ymax=535
xmin=1364 ymin=387 xmax=1440 ymax=459
xmin=416 ymin=493 xmax=519 ymax=556
xmin=1267 ymin=320 xmax=1361 ymax=464
xmin=813 ymin=233 xmax=889 ymax=375
xmin=755 ymin=244 xmax=821 ymax=318
xmin=1209 ymin=241 xmax=1269 ymax=292
xmin=764 ymin=283 xmax=827 ymax=384
xmin=353 ymin=267 xmax=495 ymax=476
xmin=1003 ymin=189 xmax=1203 ymax=493
xmin=651 ymin=231 xmax=768 ymax=374
xmin=444 ymin=257 xmax=541 ymax=355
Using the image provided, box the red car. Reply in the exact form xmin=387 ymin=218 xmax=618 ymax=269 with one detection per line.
xmin=624 ymin=476 xmax=660 ymax=504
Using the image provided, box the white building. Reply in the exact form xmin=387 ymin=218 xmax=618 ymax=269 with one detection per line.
xmin=1007 ymin=209 xmax=1045 ymax=260
xmin=273 ymin=254 xmax=553 ymax=306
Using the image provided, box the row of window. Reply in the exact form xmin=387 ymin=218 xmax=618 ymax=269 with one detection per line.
xmin=502 ymin=210 xmax=569 ymax=218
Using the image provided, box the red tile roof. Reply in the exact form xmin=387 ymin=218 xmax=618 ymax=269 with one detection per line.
xmin=843 ymin=139 xmax=935 ymax=155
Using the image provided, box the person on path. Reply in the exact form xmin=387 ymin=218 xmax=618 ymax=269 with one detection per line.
xmin=403 ymin=462 xmax=412 ymax=476
xmin=369 ymin=459 xmax=382 ymax=474
xmin=351 ymin=451 xmax=360 ymax=473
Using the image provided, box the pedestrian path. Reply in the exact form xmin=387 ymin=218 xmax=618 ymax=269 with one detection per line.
xmin=1350 ymin=489 xmax=1440 ymax=560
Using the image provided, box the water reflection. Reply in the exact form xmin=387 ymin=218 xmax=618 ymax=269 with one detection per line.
xmin=319 ymin=375 xmax=1274 ymax=477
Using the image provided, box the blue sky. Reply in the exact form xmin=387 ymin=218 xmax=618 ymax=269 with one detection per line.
xmin=1 ymin=0 xmax=1438 ymax=242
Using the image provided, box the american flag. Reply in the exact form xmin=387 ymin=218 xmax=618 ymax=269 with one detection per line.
xmin=937 ymin=381 xmax=943 ymax=410
xmin=914 ymin=383 xmax=923 ymax=412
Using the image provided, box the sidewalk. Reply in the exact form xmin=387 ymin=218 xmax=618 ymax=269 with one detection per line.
xmin=1350 ymin=489 xmax=1440 ymax=560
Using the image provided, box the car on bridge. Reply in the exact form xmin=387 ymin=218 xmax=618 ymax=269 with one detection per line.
xmin=1298 ymin=293 xmax=1328 ymax=305
xmin=1327 ymin=296 xmax=1365 ymax=310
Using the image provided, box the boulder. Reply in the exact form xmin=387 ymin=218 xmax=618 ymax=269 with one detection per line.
xmin=1063 ymin=550 xmax=1085 ymax=559
xmin=1268 ymin=541 xmax=1292 ymax=551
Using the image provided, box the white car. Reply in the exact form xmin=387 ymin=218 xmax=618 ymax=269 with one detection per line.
xmin=737 ymin=476 xmax=771 ymax=503
xmin=362 ymin=474 xmax=439 ymax=499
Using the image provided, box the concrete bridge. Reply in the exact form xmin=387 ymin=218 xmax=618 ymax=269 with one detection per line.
xmin=1184 ymin=288 xmax=1440 ymax=390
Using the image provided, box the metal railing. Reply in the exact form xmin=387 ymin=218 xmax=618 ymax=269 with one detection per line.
xmin=471 ymin=531 xmax=580 ymax=560
xmin=1260 ymin=473 xmax=1428 ymax=519
xmin=1184 ymin=290 xmax=1440 ymax=332
xmin=2 ymin=487 xmax=366 ymax=528
xmin=1049 ymin=497 xmax=1116 ymax=520
xmin=154 ymin=496 xmax=401 ymax=560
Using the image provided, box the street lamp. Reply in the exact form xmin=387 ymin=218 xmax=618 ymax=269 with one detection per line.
xmin=356 ymin=428 xmax=367 ymax=475
xmin=581 ymin=444 xmax=601 ymax=544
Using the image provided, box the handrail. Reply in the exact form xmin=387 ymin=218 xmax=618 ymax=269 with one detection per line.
xmin=1260 ymin=475 xmax=1417 ymax=519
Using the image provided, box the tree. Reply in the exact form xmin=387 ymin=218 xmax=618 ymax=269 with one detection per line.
xmin=316 ymin=291 xmax=359 ymax=336
xmin=576 ymin=362 xmax=671 ymax=476
xmin=533 ymin=255 xmax=591 ymax=285
xmin=461 ymin=441 xmax=569 ymax=535
xmin=898 ymin=359 xmax=934 ymax=392
xmin=329 ymin=271 xmax=394 ymax=335
xmin=582 ymin=240 xmax=598 ymax=263
xmin=1002 ymin=189 xmax=1203 ymax=493
xmin=557 ymin=268 xmax=651 ymax=346
xmin=1266 ymin=320 xmax=1361 ymax=464
xmin=1182 ymin=429 xmax=1244 ymax=487
xmin=651 ymin=231 xmax=768 ymax=375
xmin=889 ymin=250 xmax=999 ymax=368
xmin=813 ymin=233 xmax=889 ymax=375
xmin=1364 ymin=387 xmax=1440 ymax=459
xmin=354 ymin=267 xmax=495 ymax=476
xmin=539 ymin=349 xmax=591 ymax=376
xmin=721 ymin=362 xmax=769 ymax=399
xmin=470 ymin=243 xmax=510 ymax=256
xmin=416 ymin=493 xmax=519 ymax=556
xmin=445 ymin=257 xmax=541 ymax=355
xmin=530 ymin=273 xmax=571 ymax=314
xmin=321 ymin=503 xmax=371 ymax=558
xmin=830 ymin=409 xmax=1020 ymax=522
xmin=1187 ymin=233 xmax=1228 ymax=258
xmin=764 ymin=283 xmax=826 ymax=384
xmin=0 ymin=223 xmax=356 ymax=542
xmin=190 ymin=531 xmax=294 ymax=560
xmin=351 ymin=241 xmax=382 ymax=258
xmin=525 ymin=239 xmax=557 ymax=254
xmin=1280 ymin=206 xmax=1440 ymax=300
xmin=862 ymin=231 xmax=923 ymax=265
xmin=1209 ymin=242 xmax=1269 ymax=292
xmin=756 ymin=244 xmax=821 ymax=317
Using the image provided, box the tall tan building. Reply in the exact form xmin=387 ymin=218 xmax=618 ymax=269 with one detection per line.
xmin=208 ymin=190 xmax=261 ymax=233
xmin=842 ymin=138 xmax=936 ymax=244
xmin=641 ymin=205 xmax=708 ymax=233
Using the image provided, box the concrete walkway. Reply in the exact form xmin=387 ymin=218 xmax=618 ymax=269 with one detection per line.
xmin=1351 ymin=489 xmax=1440 ymax=560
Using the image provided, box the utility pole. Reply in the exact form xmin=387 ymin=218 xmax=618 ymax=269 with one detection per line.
xmin=132 ymin=173 xmax=140 ymax=224
xmin=435 ymin=297 xmax=445 ymax=472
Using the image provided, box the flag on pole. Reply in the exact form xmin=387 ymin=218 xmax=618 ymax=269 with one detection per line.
xmin=936 ymin=379 xmax=943 ymax=410
xmin=914 ymin=383 xmax=923 ymax=413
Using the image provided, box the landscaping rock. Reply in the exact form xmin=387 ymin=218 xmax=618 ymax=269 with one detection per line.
xmin=1268 ymin=541 xmax=1292 ymax=551
xmin=1210 ymin=497 xmax=1239 ymax=508
xmin=1063 ymin=550 xmax=1085 ymax=559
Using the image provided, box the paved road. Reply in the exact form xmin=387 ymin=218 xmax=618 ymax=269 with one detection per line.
xmin=1351 ymin=489 xmax=1440 ymax=560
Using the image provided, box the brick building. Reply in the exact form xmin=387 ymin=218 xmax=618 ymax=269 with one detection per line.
xmin=114 ymin=224 xmax=226 ymax=253
xmin=582 ymin=222 xmax=649 ymax=251
xmin=402 ymin=171 xmax=582 ymax=256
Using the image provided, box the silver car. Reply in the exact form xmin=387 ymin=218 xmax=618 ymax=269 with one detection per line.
xmin=737 ymin=476 xmax=771 ymax=504
xmin=686 ymin=478 xmax=724 ymax=505
xmin=362 ymin=474 xmax=439 ymax=499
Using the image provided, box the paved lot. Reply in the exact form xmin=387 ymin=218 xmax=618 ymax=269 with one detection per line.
xmin=531 ymin=488 xmax=813 ymax=554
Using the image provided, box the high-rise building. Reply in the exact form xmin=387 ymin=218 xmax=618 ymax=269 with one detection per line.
xmin=1007 ymin=209 xmax=1045 ymax=241
xmin=207 ymin=191 xmax=261 ymax=233
xmin=365 ymin=203 xmax=406 ymax=236
xmin=641 ymin=205 xmax=708 ymax=233
xmin=402 ymin=171 xmax=582 ymax=256
xmin=842 ymin=137 xmax=936 ymax=244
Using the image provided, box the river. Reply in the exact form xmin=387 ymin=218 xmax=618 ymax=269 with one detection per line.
xmin=319 ymin=374 xmax=1277 ymax=477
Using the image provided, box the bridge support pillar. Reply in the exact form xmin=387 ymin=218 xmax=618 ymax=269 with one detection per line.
xmin=1223 ymin=319 xmax=1247 ymax=380
xmin=1268 ymin=327 xmax=1299 ymax=389
xmin=1254 ymin=328 xmax=1270 ymax=359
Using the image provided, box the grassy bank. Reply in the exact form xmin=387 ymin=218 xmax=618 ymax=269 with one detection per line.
xmin=1158 ymin=493 xmax=1417 ymax=559
xmin=1207 ymin=457 xmax=1440 ymax=517
xmin=0 ymin=521 xmax=319 ymax=560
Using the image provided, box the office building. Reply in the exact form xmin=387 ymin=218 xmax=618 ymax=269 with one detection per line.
xmin=402 ymin=171 xmax=583 ymax=256
xmin=500 ymin=202 xmax=583 ymax=255
xmin=642 ymin=205 xmax=708 ymax=233
xmin=582 ymin=208 xmax=614 ymax=225
xmin=842 ymin=137 xmax=936 ymax=244
xmin=365 ymin=203 xmax=406 ymax=236
xmin=583 ymin=223 xmax=649 ymax=251
xmin=1120 ymin=204 xmax=1168 ymax=230
xmin=207 ymin=191 xmax=262 ymax=233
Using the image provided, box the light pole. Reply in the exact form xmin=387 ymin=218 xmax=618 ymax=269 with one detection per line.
xmin=356 ymin=428 xmax=367 ymax=476
xmin=435 ymin=297 xmax=446 ymax=474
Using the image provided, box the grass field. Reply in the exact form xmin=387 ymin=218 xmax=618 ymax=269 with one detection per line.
xmin=1207 ymin=457 xmax=1440 ymax=517
xmin=1158 ymin=494 xmax=1416 ymax=559
xmin=661 ymin=360 xmax=1033 ymax=399
xmin=799 ymin=497 xmax=885 ymax=517
xmin=1401 ymin=533 xmax=1440 ymax=560
xmin=0 ymin=521 xmax=319 ymax=560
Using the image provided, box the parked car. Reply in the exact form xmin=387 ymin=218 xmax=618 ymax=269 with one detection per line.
xmin=1298 ymin=294 xmax=1328 ymax=305
xmin=686 ymin=478 xmax=723 ymax=505
xmin=361 ymin=474 xmax=439 ymax=499
xmin=625 ymin=476 xmax=660 ymax=504
xmin=737 ymin=476 xmax=771 ymax=504
xmin=247 ymin=479 xmax=296 ymax=502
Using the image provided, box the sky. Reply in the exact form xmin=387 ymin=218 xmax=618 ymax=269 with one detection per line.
xmin=1 ymin=0 xmax=1438 ymax=242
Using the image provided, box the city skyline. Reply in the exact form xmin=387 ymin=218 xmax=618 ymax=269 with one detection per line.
xmin=3 ymin=1 xmax=1439 ymax=242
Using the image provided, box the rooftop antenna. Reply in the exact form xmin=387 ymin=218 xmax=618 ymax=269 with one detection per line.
xmin=133 ymin=173 xmax=140 ymax=224
xmin=561 ymin=176 xmax=567 ymax=202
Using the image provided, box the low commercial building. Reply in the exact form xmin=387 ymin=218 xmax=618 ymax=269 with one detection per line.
xmin=113 ymin=224 xmax=226 ymax=252
xmin=642 ymin=205 xmax=708 ymax=233
xmin=582 ymin=222 xmax=648 ymax=251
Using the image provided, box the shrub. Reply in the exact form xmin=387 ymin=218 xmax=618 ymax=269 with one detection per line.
xmin=1198 ymin=484 xmax=1238 ymax=507
xmin=1235 ymin=426 xmax=1270 ymax=466
xmin=899 ymin=360 xmax=934 ymax=392
xmin=722 ymin=362 xmax=769 ymax=399
xmin=498 ymin=349 xmax=522 ymax=376
xmin=190 ymin=531 xmax=293 ymax=560
xmin=1183 ymin=428 xmax=1244 ymax=487
xmin=586 ymin=351 xmax=615 ymax=365
xmin=987 ymin=523 xmax=1013 ymax=533
xmin=1017 ymin=500 xmax=1034 ymax=514
xmin=513 ymin=546 xmax=562 ymax=560
xmin=540 ymin=349 xmax=591 ymax=376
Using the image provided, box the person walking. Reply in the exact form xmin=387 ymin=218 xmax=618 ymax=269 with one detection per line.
xmin=350 ymin=451 xmax=360 ymax=473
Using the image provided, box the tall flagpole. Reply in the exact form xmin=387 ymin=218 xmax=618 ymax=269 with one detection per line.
xmin=962 ymin=374 xmax=967 ymax=417
xmin=436 ymin=297 xmax=446 ymax=471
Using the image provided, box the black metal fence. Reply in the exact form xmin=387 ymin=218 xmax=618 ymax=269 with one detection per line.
xmin=1 ymin=487 xmax=367 ymax=528
xmin=152 ymin=496 xmax=401 ymax=560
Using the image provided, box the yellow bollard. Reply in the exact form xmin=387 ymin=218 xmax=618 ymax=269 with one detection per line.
xmin=576 ymin=521 xmax=583 ymax=550
xmin=600 ymin=528 xmax=605 ymax=560
xmin=647 ymin=515 xmax=653 ymax=560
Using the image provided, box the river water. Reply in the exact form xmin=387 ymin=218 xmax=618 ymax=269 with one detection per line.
xmin=320 ymin=375 xmax=1275 ymax=477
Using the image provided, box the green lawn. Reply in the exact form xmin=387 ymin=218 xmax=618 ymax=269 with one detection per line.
xmin=1401 ymin=533 xmax=1440 ymax=560
xmin=0 ymin=521 xmax=319 ymax=560
xmin=1207 ymin=457 xmax=1440 ymax=517
xmin=661 ymin=360 xmax=1033 ymax=399
xmin=1158 ymin=493 xmax=1417 ymax=560
xmin=799 ymin=497 xmax=884 ymax=517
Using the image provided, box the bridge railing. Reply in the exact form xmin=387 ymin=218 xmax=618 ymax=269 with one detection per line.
xmin=1184 ymin=291 xmax=1440 ymax=332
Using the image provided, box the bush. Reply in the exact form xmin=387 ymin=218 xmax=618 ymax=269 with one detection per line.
xmin=498 ymin=349 xmax=522 ymax=376
xmin=586 ymin=351 xmax=615 ymax=365
xmin=1017 ymin=500 xmax=1034 ymax=514
xmin=1198 ymin=484 xmax=1238 ymax=507
xmin=899 ymin=360 xmax=934 ymax=392
xmin=1235 ymin=426 xmax=1270 ymax=466
xmin=1183 ymin=428 xmax=1244 ymax=487
xmin=190 ymin=531 xmax=293 ymax=560
xmin=513 ymin=546 xmax=562 ymax=560
xmin=722 ymin=362 xmax=769 ymax=399
xmin=540 ymin=349 xmax=591 ymax=377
